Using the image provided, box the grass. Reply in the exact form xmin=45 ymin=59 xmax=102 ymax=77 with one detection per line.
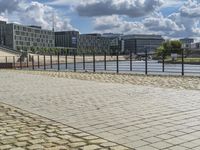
xmin=164 ymin=57 xmax=200 ymax=64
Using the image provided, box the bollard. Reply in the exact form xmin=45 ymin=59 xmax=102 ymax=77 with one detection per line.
xmin=83 ymin=53 xmax=85 ymax=70
xmin=104 ymin=52 xmax=107 ymax=71
xmin=116 ymin=52 xmax=119 ymax=73
xmin=130 ymin=51 xmax=133 ymax=71
xmin=93 ymin=53 xmax=96 ymax=72
xmin=44 ymin=55 xmax=46 ymax=70
xmin=145 ymin=49 xmax=148 ymax=75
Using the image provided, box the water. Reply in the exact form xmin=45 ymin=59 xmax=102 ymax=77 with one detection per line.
xmin=31 ymin=60 xmax=200 ymax=76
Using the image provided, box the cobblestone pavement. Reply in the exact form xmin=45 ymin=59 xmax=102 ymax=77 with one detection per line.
xmin=1 ymin=70 xmax=200 ymax=150
xmin=0 ymin=102 xmax=129 ymax=150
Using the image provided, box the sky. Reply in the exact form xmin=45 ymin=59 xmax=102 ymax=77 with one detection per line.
xmin=0 ymin=0 xmax=200 ymax=40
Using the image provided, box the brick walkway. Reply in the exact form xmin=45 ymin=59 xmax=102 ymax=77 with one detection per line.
xmin=0 ymin=103 xmax=129 ymax=150
xmin=1 ymin=70 xmax=200 ymax=149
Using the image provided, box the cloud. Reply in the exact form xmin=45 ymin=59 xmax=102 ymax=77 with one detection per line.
xmin=0 ymin=1 xmax=76 ymax=31
xmin=180 ymin=0 xmax=200 ymax=17
xmin=93 ymin=0 xmax=200 ymax=40
xmin=94 ymin=15 xmax=145 ymax=34
xmin=0 ymin=15 xmax=8 ymax=22
xmin=0 ymin=0 xmax=21 ymax=13
xmin=46 ymin=0 xmax=79 ymax=6
xmin=77 ymin=0 xmax=163 ymax=18
xmin=143 ymin=13 xmax=185 ymax=34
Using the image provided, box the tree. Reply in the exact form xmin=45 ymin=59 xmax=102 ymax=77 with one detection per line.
xmin=156 ymin=40 xmax=182 ymax=57
xmin=30 ymin=46 xmax=35 ymax=54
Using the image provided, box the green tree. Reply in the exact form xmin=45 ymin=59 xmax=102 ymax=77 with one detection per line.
xmin=30 ymin=46 xmax=35 ymax=54
xmin=156 ymin=40 xmax=182 ymax=57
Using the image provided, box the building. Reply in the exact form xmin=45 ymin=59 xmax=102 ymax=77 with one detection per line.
xmin=180 ymin=38 xmax=194 ymax=49
xmin=121 ymin=34 xmax=164 ymax=55
xmin=0 ymin=21 xmax=55 ymax=52
xmin=77 ymin=34 xmax=110 ymax=55
xmin=55 ymin=31 xmax=79 ymax=48
xmin=102 ymin=33 xmax=123 ymax=54
xmin=55 ymin=31 xmax=79 ymax=55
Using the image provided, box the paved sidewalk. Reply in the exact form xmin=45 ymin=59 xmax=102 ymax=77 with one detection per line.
xmin=0 ymin=102 xmax=128 ymax=150
xmin=1 ymin=70 xmax=200 ymax=149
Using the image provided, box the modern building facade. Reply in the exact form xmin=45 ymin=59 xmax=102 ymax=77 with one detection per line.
xmin=121 ymin=34 xmax=164 ymax=54
xmin=180 ymin=38 xmax=194 ymax=49
xmin=0 ymin=21 xmax=55 ymax=52
xmin=102 ymin=33 xmax=123 ymax=54
xmin=55 ymin=31 xmax=79 ymax=48
xmin=55 ymin=31 xmax=79 ymax=54
xmin=77 ymin=34 xmax=110 ymax=55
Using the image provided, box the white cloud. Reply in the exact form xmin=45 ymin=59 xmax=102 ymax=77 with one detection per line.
xmin=93 ymin=0 xmax=200 ymax=40
xmin=0 ymin=1 xmax=76 ymax=31
xmin=0 ymin=15 xmax=8 ymax=22
xmin=46 ymin=0 xmax=79 ymax=6
xmin=76 ymin=0 xmax=163 ymax=18
xmin=94 ymin=15 xmax=145 ymax=34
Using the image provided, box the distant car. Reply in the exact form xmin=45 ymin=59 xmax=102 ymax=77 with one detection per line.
xmin=136 ymin=55 xmax=152 ymax=61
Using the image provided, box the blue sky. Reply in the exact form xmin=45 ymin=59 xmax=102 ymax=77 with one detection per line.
xmin=0 ymin=0 xmax=200 ymax=40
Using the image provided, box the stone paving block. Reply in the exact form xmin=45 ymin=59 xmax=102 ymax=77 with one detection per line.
xmin=150 ymin=141 xmax=173 ymax=149
xmin=2 ymin=71 xmax=200 ymax=150
xmin=27 ymin=144 xmax=44 ymax=150
xmin=69 ymin=142 xmax=87 ymax=148
xmin=0 ymin=103 xmax=129 ymax=150
xmin=0 ymin=145 xmax=13 ymax=150
xmin=169 ymin=146 xmax=189 ymax=150
xmin=135 ymin=145 xmax=158 ymax=150
xmin=81 ymin=145 xmax=101 ymax=150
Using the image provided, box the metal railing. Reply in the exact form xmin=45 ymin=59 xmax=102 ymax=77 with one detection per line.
xmin=1 ymin=49 xmax=200 ymax=76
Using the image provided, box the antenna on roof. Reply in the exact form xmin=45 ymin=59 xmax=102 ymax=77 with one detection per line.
xmin=52 ymin=11 xmax=55 ymax=32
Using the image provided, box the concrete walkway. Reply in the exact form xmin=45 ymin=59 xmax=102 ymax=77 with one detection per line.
xmin=1 ymin=70 xmax=200 ymax=149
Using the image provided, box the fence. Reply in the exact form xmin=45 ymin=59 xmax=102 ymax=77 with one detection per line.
xmin=1 ymin=49 xmax=200 ymax=76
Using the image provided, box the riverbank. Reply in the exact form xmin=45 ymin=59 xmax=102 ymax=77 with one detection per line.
xmin=5 ymin=69 xmax=200 ymax=90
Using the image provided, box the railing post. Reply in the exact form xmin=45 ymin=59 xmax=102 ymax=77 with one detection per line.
xmin=65 ymin=52 xmax=68 ymax=70
xmin=162 ymin=53 xmax=165 ymax=72
xmin=13 ymin=56 xmax=15 ymax=69
xmin=44 ymin=54 xmax=46 ymax=70
xmin=93 ymin=53 xmax=96 ymax=72
xmin=104 ymin=52 xmax=107 ymax=71
xmin=83 ymin=53 xmax=85 ymax=70
xmin=32 ymin=56 xmax=34 ymax=70
xmin=20 ymin=56 xmax=22 ymax=69
xmin=38 ymin=55 xmax=40 ymax=68
xmin=182 ymin=49 xmax=184 ymax=76
xmin=58 ymin=52 xmax=60 ymax=71
xmin=74 ymin=52 xmax=76 ymax=72
xmin=116 ymin=52 xmax=119 ymax=73
xmin=27 ymin=55 xmax=29 ymax=68
xmin=130 ymin=51 xmax=133 ymax=71
xmin=5 ymin=56 xmax=7 ymax=64
xmin=50 ymin=54 xmax=52 ymax=69
xmin=145 ymin=49 xmax=148 ymax=75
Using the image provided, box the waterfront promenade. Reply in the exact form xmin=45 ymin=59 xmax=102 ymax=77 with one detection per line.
xmin=1 ymin=70 xmax=200 ymax=149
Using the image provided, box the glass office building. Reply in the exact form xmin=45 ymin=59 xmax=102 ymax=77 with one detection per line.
xmin=0 ymin=21 xmax=55 ymax=51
